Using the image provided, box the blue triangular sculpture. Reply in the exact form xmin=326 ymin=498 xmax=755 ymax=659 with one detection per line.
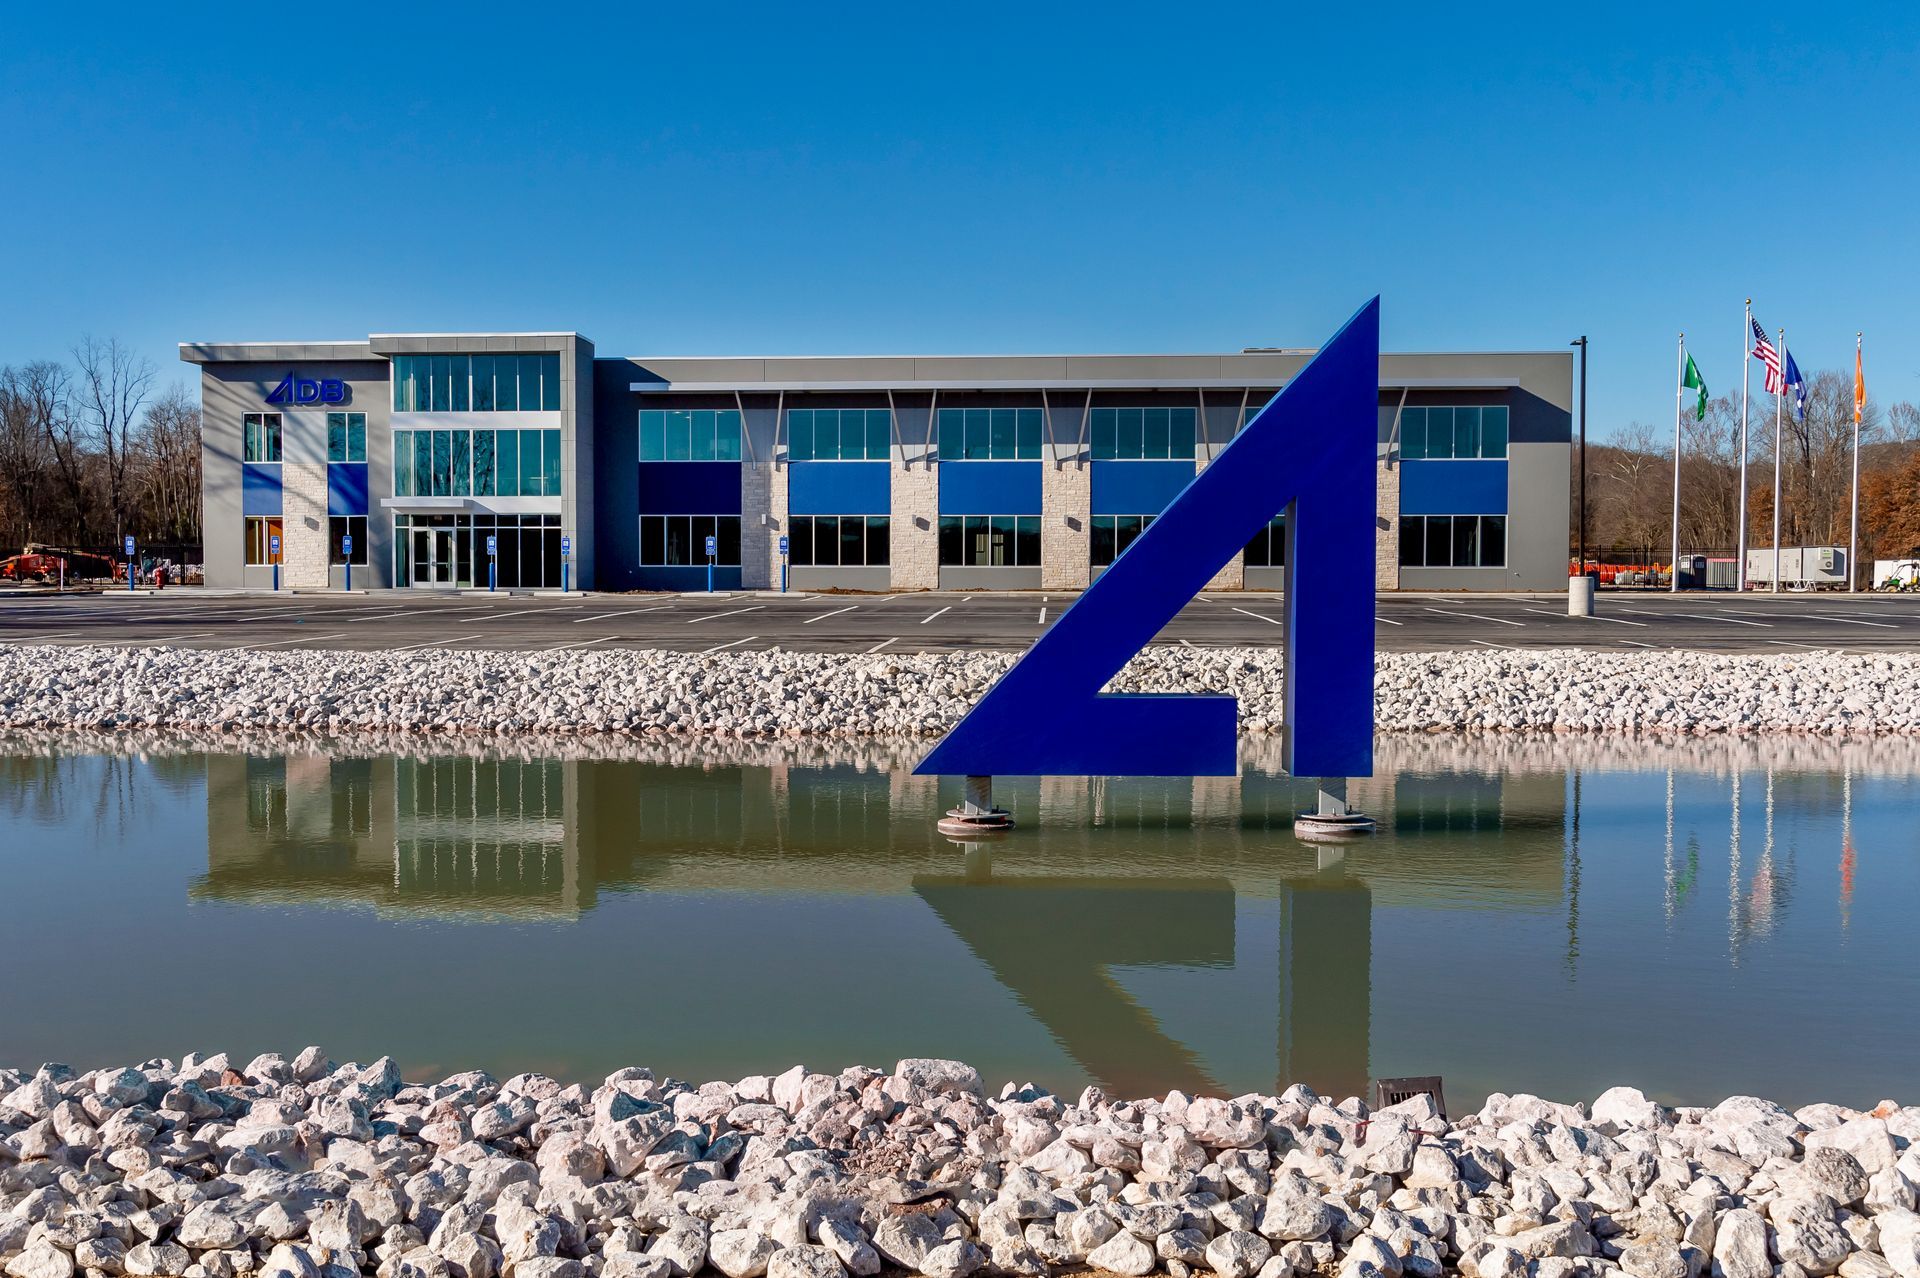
xmin=916 ymin=297 xmax=1379 ymax=778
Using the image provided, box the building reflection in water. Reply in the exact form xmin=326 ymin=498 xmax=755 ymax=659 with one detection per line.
xmin=197 ymin=748 xmax=1568 ymax=1098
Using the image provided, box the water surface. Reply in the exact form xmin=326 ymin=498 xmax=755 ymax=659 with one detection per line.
xmin=2 ymin=732 xmax=1914 ymax=1109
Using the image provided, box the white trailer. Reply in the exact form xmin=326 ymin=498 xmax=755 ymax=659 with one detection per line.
xmin=1745 ymin=546 xmax=1849 ymax=589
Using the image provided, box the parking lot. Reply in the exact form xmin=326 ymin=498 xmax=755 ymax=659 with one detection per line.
xmin=4 ymin=588 xmax=1919 ymax=656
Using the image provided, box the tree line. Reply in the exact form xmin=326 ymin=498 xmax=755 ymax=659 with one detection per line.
xmin=0 ymin=340 xmax=201 ymax=555
xmin=1576 ymin=368 xmax=1920 ymax=575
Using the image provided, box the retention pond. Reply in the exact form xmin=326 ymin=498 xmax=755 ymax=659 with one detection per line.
xmin=3 ymin=732 xmax=1915 ymax=1108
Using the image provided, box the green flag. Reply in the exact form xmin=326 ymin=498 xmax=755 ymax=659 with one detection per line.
xmin=1683 ymin=353 xmax=1708 ymax=420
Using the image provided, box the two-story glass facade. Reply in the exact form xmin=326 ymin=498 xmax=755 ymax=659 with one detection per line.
xmin=184 ymin=333 xmax=1571 ymax=593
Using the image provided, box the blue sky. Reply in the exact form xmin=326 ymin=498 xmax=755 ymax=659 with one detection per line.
xmin=4 ymin=2 xmax=1915 ymax=437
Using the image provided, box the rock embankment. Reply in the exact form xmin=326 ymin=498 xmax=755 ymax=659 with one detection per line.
xmin=4 ymin=1055 xmax=1919 ymax=1278
xmin=1 ymin=645 xmax=1918 ymax=737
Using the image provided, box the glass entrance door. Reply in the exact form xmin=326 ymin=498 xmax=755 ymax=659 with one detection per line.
xmin=411 ymin=528 xmax=454 ymax=587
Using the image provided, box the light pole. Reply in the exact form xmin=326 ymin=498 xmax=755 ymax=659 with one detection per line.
xmin=1570 ymin=336 xmax=1588 ymax=577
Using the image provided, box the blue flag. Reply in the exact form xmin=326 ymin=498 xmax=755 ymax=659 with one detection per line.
xmin=1784 ymin=347 xmax=1807 ymax=421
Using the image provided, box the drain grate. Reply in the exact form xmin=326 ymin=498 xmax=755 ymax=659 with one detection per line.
xmin=1374 ymin=1075 xmax=1447 ymax=1119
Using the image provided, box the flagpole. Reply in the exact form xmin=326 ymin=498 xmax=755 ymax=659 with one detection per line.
xmin=1772 ymin=328 xmax=1784 ymax=594
xmin=1850 ymin=331 xmax=1863 ymax=592
xmin=1672 ymin=333 xmax=1685 ymax=594
xmin=1737 ymin=301 xmax=1751 ymax=591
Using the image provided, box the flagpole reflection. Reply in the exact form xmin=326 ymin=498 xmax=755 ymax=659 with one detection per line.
xmin=1840 ymin=765 xmax=1855 ymax=934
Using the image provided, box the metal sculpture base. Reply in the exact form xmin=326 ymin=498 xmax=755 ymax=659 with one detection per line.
xmin=939 ymin=775 xmax=1015 ymax=837
xmin=1294 ymin=781 xmax=1375 ymax=840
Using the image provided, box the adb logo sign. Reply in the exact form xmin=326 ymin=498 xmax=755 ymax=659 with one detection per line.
xmin=918 ymin=297 xmax=1380 ymax=781
xmin=265 ymin=375 xmax=349 ymax=405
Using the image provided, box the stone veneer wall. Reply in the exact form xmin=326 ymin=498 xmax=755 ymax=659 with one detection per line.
xmin=890 ymin=459 xmax=938 ymax=591
xmin=1041 ymin=462 xmax=1090 ymax=591
xmin=1375 ymin=460 xmax=1400 ymax=591
xmin=281 ymin=462 xmax=330 ymax=590
xmin=743 ymin=462 xmax=776 ymax=590
xmin=1198 ymin=451 xmax=1245 ymax=590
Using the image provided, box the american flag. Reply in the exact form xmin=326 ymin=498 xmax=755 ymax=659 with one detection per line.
xmin=1751 ymin=317 xmax=1783 ymax=393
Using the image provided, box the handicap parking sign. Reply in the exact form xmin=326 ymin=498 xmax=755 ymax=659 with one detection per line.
xmin=778 ymin=535 xmax=789 ymax=555
xmin=123 ymin=535 xmax=135 ymax=555
xmin=705 ymin=535 xmax=717 ymax=557
xmin=342 ymin=534 xmax=353 ymax=555
xmin=560 ymin=536 xmax=571 ymax=555
xmin=269 ymin=534 xmax=281 ymax=555
xmin=487 ymin=535 xmax=498 ymax=554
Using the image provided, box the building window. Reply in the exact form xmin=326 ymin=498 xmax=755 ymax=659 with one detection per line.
xmin=1089 ymin=408 xmax=1197 ymax=460
xmin=391 ymin=353 xmax=562 ymax=413
xmin=936 ymin=408 xmax=1042 ymax=461
xmin=329 ymin=516 xmax=368 ymax=565
xmin=326 ymin=412 xmax=367 ymax=462
xmin=638 ymin=409 xmax=743 ymax=461
xmin=1090 ymin=515 xmax=1156 ymax=566
xmin=1399 ymin=406 xmax=1509 ymax=460
xmin=244 ymin=516 xmax=283 ymax=564
xmin=1398 ymin=515 xmax=1507 ymax=568
xmin=639 ymin=515 xmax=742 ymax=566
xmin=1243 ymin=515 xmax=1288 ymax=567
xmin=938 ymin=515 xmax=1041 ymax=566
xmin=788 ymin=409 xmax=890 ymax=461
xmin=393 ymin=428 xmax=562 ymax=496
xmin=243 ymin=413 xmax=282 ymax=463
xmin=788 ymin=516 xmax=891 ymax=566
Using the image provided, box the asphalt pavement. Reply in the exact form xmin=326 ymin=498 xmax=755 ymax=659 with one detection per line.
xmin=4 ymin=587 xmax=1919 ymax=656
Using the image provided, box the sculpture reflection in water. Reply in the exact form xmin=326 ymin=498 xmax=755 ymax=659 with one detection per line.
xmin=193 ymin=747 xmax=1577 ymax=1099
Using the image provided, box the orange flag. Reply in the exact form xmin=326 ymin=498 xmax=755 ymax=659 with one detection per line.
xmin=1855 ymin=338 xmax=1866 ymax=425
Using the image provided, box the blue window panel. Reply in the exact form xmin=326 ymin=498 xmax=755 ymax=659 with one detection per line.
xmin=242 ymin=463 xmax=282 ymax=516
xmin=635 ymin=566 xmax=742 ymax=591
xmin=938 ymin=461 xmax=1041 ymax=516
xmin=636 ymin=461 xmax=742 ymax=515
xmin=1090 ymin=460 xmax=1195 ymax=516
xmin=1399 ymin=459 xmax=1509 ymax=515
xmin=789 ymin=461 xmax=891 ymax=515
xmin=327 ymin=463 xmax=369 ymax=516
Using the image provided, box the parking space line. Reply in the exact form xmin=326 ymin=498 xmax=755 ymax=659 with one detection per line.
xmin=347 ymin=612 xmax=412 ymax=623
xmin=474 ymin=607 xmax=556 ymax=620
xmin=1375 ymin=615 xmax=1405 ymax=626
xmin=236 ymin=632 xmax=351 ymax=649
xmin=547 ymin=635 xmax=616 ymax=652
xmin=1810 ymin=614 xmax=1898 ymax=628
xmin=1469 ymin=638 xmax=1521 ymax=650
xmin=1768 ymin=639 xmax=1845 ymax=651
xmin=865 ymin=637 xmax=898 ymax=653
xmin=1230 ymin=607 xmax=1283 ymax=626
xmin=921 ymin=607 xmax=951 ymax=624
xmin=685 ymin=606 xmax=763 ymax=624
xmin=0 ymin=631 xmax=82 ymax=642
xmin=804 ymin=605 xmax=859 ymax=625
xmin=1521 ymin=607 xmax=1648 ymax=626
xmin=1038 ymin=608 xmax=1047 ymax=625
xmin=573 ymin=606 xmax=671 ymax=622
xmin=126 ymin=632 xmax=217 ymax=646
xmin=1678 ymin=612 xmax=1771 ymax=627
xmin=389 ymin=633 xmax=484 ymax=652
xmin=1425 ymin=608 xmax=1526 ymax=627
xmin=701 ymin=635 xmax=758 ymax=654
xmin=1617 ymin=639 xmax=1656 ymax=648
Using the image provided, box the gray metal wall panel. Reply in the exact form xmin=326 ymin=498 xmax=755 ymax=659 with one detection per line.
xmin=790 ymin=566 xmax=892 ymax=591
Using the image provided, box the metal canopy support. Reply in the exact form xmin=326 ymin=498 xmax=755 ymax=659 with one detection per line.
xmin=1076 ymin=388 xmax=1093 ymax=469
xmin=772 ymin=389 xmax=786 ymax=470
xmin=733 ymin=389 xmax=758 ymax=463
xmin=926 ymin=389 xmax=940 ymax=468
xmin=1198 ymin=387 xmax=1213 ymax=463
xmin=1041 ymin=387 xmax=1057 ymax=468
xmin=1386 ymin=385 xmax=1411 ymax=468
xmin=1237 ymin=387 xmax=1252 ymax=439
xmin=887 ymin=388 xmax=905 ymax=470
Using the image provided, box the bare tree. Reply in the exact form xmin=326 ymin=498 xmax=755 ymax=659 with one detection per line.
xmin=0 ymin=364 xmax=64 ymax=544
xmin=71 ymin=335 xmax=156 ymax=549
xmin=134 ymin=384 xmax=201 ymax=544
